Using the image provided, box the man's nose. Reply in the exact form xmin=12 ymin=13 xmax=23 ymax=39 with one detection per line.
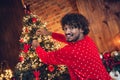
xmin=65 ymin=28 xmax=71 ymax=34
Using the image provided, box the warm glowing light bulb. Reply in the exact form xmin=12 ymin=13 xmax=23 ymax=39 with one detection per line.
xmin=118 ymin=40 xmax=120 ymax=43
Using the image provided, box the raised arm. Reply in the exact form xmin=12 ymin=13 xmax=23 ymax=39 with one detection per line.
xmin=51 ymin=32 xmax=67 ymax=43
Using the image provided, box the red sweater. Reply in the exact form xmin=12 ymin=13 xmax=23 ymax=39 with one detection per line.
xmin=36 ymin=33 xmax=111 ymax=80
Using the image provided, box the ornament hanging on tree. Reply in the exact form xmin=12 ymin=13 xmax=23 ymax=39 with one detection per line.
xmin=33 ymin=70 xmax=40 ymax=80
xmin=48 ymin=65 xmax=55 ymax=72
xmin=32 ymin=17 xmax=37 ymax=23
xmin=19 ymin=56 xmax=24 ymax=62
xmin=23 ymin=43 xmax=30 ymax=53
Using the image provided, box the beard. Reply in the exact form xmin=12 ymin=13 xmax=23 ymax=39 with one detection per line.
xmin=65 ymin=33 xmax=80 ymax=42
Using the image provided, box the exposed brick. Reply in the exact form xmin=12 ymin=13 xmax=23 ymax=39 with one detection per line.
xmin=24 ymin=0 xmax=78 ymax=33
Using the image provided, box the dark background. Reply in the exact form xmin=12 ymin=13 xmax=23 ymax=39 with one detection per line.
xmin=0 ymin=0 xmax=24 ymax=70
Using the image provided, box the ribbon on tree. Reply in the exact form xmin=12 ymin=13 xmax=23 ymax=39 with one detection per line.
xmin=33 ymin=70 xmax=40 ymax=80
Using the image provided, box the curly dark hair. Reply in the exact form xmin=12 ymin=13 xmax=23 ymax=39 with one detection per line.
xmin=61 ymin=13 xmax=90 ymax=35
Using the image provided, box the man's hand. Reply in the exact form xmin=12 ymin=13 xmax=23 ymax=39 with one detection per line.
xmin=31 ymin=39 xmax=40 ymax=49
xmin=36 ymin=28 xmax=52 ymax=36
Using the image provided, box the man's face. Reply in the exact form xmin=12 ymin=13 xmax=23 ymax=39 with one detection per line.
xmin=63 ymin=25 xmax=83 ymax=42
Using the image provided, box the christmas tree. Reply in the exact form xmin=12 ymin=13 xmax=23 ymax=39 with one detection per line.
xmin=13 ymin=5 xmax=70 ymax=80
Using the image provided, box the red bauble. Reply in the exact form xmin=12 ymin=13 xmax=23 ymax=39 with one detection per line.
xmin=26 ymin=10 xmax=31 ymax=14
xmin=23 ymin=44 xmax=30 ymax=53
xmin=103 ymin=52 xmax=111 ymax=59
xmin=33 ymin=71 xmax=40 ymax=80
xmin=32 ymin=18 xmax=37 ymax=23
xmin=24 ymin=10 xmax=31 ymax=15
xmin=48 ymin=65 xmax=55 ymax=72
xmin=19 ymin=56 xmax=24 ymax=62
xmin=19 ymin=38 xmax=24 ymax=43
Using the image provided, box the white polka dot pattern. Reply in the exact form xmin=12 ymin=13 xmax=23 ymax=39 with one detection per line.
xmin=36 ymin=34 xmax=112 ymax=80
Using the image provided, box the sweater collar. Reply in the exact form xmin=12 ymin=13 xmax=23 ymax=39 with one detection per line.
xmin=67 ymin=35 xmax=88 ymax=45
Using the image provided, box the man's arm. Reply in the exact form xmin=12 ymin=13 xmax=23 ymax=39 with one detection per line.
xmin=32 ymin=39 xmax=69 ymax=65
xmin=35 ymin=45 xmax=72 ymax=66
xmin=51 ymin=32 xmax=67 ymax=43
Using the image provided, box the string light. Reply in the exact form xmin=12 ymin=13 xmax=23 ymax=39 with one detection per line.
xmin=0 ymin=61 xmax=13 ymax=80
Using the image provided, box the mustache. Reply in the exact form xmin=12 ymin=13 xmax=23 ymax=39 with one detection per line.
xmin=65 ymin=33 xmax=73 ymax=36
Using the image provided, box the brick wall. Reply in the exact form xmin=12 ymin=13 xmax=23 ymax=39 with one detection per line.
xmin=24 ymin=0 xmax=78 ymax=33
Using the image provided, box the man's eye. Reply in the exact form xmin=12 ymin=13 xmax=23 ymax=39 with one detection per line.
xmin=71 ymin=27 xmax=74 ymax=29
xmin=63 ymin=28 xmax=67 ymax=31
xmin=70 ymin=26 xmax=74 ymax=29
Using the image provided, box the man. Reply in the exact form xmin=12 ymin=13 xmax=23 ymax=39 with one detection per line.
xmin=32 ymin=13 xmax=111 ymax=80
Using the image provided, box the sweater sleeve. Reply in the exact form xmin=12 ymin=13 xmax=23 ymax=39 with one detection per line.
xmin=35 ymin=45 xmax=72 ymax=66
xmin=52 ymin=32 xmax=67 ymax=43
